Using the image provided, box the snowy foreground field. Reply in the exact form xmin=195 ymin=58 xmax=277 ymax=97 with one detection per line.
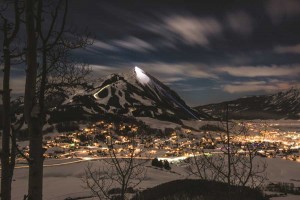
xmin=11 ymin=157 xmax=300 ymax=200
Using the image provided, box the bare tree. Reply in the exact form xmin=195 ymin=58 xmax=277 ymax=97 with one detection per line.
xmin=0 ymin=0 xmax=90 ymax=199
xmin=84 ymin=133 xmax=147 ymax=200
xmin=23 ymin=0 xmax=42 ymax=199
xmin=0 ymin=1 xmax=24 ymax=199
xmin=186 ymin=104 xmax=267 ymax=198
xmin=23 ymin=0 xmax=92 ymax=199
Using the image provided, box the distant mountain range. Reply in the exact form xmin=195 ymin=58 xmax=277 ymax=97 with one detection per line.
xmin=195 ymin=88 xmax=300 ymax=120
xmin=49 ymin=66 xmax=210 ymax=124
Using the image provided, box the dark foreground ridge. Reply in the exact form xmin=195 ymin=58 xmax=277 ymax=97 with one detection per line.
xmin=132 ymin=179 xmax=268 ymax=200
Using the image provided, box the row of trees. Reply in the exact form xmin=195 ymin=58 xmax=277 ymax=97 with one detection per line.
xmin=186 ymin=106 xmax=267 ymax=199
xmin=0 ymin=0 xmax=91 ymax=199
xmin=151 ymin=158 xmax=171 ymax=170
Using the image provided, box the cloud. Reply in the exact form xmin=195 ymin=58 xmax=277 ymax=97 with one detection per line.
xmin=87 ymin=37 xmax=155 ymax=53
xmin=274 ymin=44 xmax=300 ymax=54
xmin=216 ymin=65 xmax=300 ymax=77
xmin=179 ymin=86 xmax=219 ymax=92
xmin=135 ymin=62 xmax=218 ymax=80
xmin=142 ymin=15 xmax=222 ymax=46
xmin=226 ymin=11 xmax=253 ymax=35
xmin=164 ymin=16 xmax=222 ymax=46
xmin=163 ymin=77 xmax=186 ymax=85
xmin=92 ymin=40 xmax=119 ymax=51
xmin=228 ymin=54 xmax=252 ymax=65
xmin=266 ymin=0 xmax=300 ymax=24
xmin=223 ymin=84 xmax=276 ymax=93
xmin=222 ymin=80 xmax=294 ymax=93
xmin=112 ymin=37 xmax=155 ymax=52
xmin=89 ymin=65 xmax=120 ymax=75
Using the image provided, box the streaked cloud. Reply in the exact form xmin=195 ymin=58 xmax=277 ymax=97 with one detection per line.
xmin=135 ymin=62 xmax=218 ymax=80
xmin=142 ymin=15 xmax=222 ymax=46
xmin=224 ymin=84 xmax=277 ymax=93
xmin=89 ymin=65 xmax=120 ymax=76
xmin=164 ymin=16 xmax=222 ymax=46
xmin=274 ymin=44 xmax=300 ymax=54
xmin=112 ymin=37 xmax=155 ymax=52
xmin=163 ymin=77 xmax=186 ymax=85
xmin=266 ymin=0 xmax=300 ymax=24
xmin=92 ymin=40 xmax=119 ymax=51
xmin=216 ymin=65 xmax=300 ymax=77
xmin=87 ymin=37 xmax=155 ymax=53
xmin=179 ymin=86 xmax=219 ymax=92
xmin=226 ymin=11 xmax=253 ymax=35
xmin=222 ymin=80 xmax=294 ymax=93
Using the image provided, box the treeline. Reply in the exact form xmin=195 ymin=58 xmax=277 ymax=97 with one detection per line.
xmin=151 ymin=158 xmax=171 ymax=170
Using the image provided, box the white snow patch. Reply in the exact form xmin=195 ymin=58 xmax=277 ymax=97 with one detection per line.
xmin=135 ymin=66 xmax=150 ymax=85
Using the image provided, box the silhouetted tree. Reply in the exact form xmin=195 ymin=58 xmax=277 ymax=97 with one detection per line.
xmin=151 ymin=158 xmax=159 ymax=167
xmin=84 ymin=134 xmax=147 ymax=200
xmin=163 ymin=160 xmax=171 ymax=170
xmin=0 ymin=1 xmax=24 ymax=199
xmin=186 ymin=104 xmax=267 ymax=199
xmin=23 ymin=0 xmax=91 ymax=199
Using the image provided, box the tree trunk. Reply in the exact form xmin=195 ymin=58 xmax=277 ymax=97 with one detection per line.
xmin=27 ymin=119 xmax=44 ymax=200
xmin=1 ymin=1 xmax=22 ymax=198
xmin=226 ymin=103 xmax=231 ymax=199
xmin=24 ymin=0 xmax=44 ymax=199
xmin=1 ymin=37 xmax=12 ymax=200
xmin=121 ymin=179 xmax=126 ymax=200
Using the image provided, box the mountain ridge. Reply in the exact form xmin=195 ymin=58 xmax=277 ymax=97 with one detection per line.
xmin=49 ymin=66 xmax=210 ymax=124
xmin=195 ymin=88 xmax=300 ymax=120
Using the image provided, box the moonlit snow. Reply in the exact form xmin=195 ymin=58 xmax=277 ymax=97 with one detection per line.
xmin=135 ymin=66 xmax=150 ymax=84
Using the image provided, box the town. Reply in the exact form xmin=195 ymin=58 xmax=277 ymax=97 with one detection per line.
xmin=16 ymin=120 xmax=300 ymax=165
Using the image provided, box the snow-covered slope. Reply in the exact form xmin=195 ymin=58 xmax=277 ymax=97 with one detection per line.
xmin=195 ymin=88 xmax=300 ymax=119
xmin=50 ymin=66 xmax=210 ymax=123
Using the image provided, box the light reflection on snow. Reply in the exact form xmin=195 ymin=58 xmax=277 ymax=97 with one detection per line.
xmin=135 ymin=66 xmax=150 ymax=85
xmin=81 ymin=157 xmax=94 ymax=161
xmin=157 ymin=156 xmax=188 ymax=163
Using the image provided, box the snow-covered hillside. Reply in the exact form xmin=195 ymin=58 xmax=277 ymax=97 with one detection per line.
xmin=11 ymin=157 xmax=300 ymax=200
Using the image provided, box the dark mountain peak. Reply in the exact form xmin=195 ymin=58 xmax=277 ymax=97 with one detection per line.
xmin=50 ymin=66 xmax=210 ymax=124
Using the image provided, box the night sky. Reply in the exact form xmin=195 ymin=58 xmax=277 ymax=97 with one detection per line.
xmin=5 ymin=0 xmax=300 ymax=106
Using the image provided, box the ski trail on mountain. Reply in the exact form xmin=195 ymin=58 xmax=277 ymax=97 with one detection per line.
xmin=93 ymin=84 xmax=110 ymax=99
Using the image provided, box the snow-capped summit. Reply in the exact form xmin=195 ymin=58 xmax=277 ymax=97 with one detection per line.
xmin=51 ymin=66 xmax=211 ymax=124
xmin=134 ymin=66 xmax=150 ymax=85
